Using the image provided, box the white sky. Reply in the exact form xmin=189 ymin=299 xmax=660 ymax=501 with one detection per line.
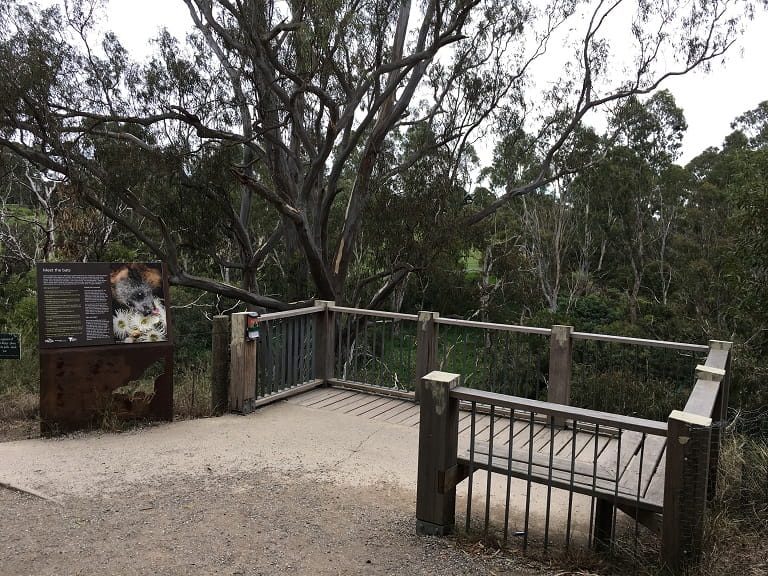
xmin=101 ymin=1 xmax=768 ymax=165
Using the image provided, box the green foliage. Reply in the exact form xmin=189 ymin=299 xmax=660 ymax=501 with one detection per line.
xmin=0 ymin=272 xmax=39 ymax=396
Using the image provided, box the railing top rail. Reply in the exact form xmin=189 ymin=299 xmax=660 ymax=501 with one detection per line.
xmin=255 ymin=305 xmax=325 ymax=322
xmin=571 ymin=330 xmax=709 ymax=353
xmin=702 ymin=346 xmax=731 ymax=371
xmin=450 ymin=386 xmax=668 ymax=436
xmin=435 ymin=317 xmax=552 ymax=336
xmin=683 ymin=378 xmax=721 ymax=418
xmin=328 ymin=305 xmax=419 ymax=322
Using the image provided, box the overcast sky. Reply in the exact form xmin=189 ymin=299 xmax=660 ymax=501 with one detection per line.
xmin=104 ymin=1 xmax=768 ymax=166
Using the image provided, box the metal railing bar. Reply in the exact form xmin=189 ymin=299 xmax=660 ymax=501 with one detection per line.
xmin=436 ymin=316 xmax=552 ymax=336
xmin=259 ymin=305 xmax=324 ymax=322
xmin=571 ymin=330 xmax=708 ymax=352
xmin=328 ymin=305 xmax=418 ymax=321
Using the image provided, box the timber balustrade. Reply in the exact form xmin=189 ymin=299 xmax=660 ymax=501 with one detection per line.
xmin=226 ymin=302 xmax=708 ymax=418
xmin=415 ymin=340 xmax=732 ymax=575
xmin=222 ymin=302 xmax=728 ymax=572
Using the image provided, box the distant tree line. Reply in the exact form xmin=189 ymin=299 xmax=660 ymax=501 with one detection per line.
xmin=1 ymin=1 xmax=766 ymax=412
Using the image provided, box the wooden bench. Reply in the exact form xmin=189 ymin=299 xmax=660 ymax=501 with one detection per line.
xmin=458 ymin=429 xmax=667 ymax=515
xmin=416 ymin=344 xmax=732 ymax=575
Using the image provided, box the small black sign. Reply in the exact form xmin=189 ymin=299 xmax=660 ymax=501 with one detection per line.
xmin=0 ymin=333 xmax=21 ymax=359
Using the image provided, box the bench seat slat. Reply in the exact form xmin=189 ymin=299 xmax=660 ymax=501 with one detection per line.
xmin=460 ymin=436 xmax=666 ymax=513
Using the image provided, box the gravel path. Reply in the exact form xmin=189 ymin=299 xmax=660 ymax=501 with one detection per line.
xmin=1 ymin=469 xmax=553 ymax=576
xmin=0 ymin=403 xmax=556 ymax=576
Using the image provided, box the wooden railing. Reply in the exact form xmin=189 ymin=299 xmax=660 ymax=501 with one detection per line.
xmin=415 ymin=340 xmax=732 ymax=575
xmin=219 ymin=302 xmax=731 ymax=572
xmin=226 ymin=302 xmax=708 ymax=421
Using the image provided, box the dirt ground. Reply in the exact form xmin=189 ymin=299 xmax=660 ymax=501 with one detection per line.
xmin=1 ymin=470 xmax=555 ymax=576
xmin=0 ymin=404 xmax=560 ymax=576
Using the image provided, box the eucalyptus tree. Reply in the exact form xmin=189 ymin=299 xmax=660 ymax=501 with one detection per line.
xmin=0 ymin=0 xmax=757 ymax=311
xmin=571 ymin=91 xmax=688 ymax=323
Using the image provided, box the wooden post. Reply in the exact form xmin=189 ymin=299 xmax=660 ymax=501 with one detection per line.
xmin=547 ymin=325 xmax=573 ymax=406
xmin=705 ymin=340 xmax=732 ymax=502
xmin=211 ymin=315 xmax=230 ymax=415
xmin=415 ymin=311 xmax=439 ymax=401
xmin=662 ymin=410 xmax=713 ymax=574
xmin=229 ymin=312 xmax=258 ymax=413
xmin=313 ymin=300 xmax=336 ymax=384
xmin=416 ymin=371 xmax=460 ymax=536
xmin=593 ymin=499 xmax=615 ymax=552
xmin=548 ymin=325 xmax=573 ymax=427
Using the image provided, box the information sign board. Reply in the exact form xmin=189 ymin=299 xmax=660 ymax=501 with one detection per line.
xmin=36 ymin=262 xmax=168 ymax=348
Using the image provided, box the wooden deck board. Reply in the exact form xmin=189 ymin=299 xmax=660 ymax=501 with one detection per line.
xmin=286 ymin=386 xmax=668 ymax=512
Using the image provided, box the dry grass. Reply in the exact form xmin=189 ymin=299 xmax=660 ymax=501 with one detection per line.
xmin=696 ymin=431 xmax=768 ymax=576
xmin=0 ymin=390 xmax=40 ymax=441
xmin=0 ymin=362 xmax=212 ymax=440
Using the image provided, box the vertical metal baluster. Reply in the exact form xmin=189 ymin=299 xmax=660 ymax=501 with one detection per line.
xmin=296 ymin=316 xmax=303 ymax=385
xmin=493 ymin=331 xmax=500 ymax=393
xmin=352 ymin=315 xmax=360 ymax=382
xmin=512 ymin=332 xmax=520 ymax=396
xmin=371 ymin=317 xmax=376 ymax=385
xmin=309 ymin=313 xmax=316 ymax=382
xmin=293 ymin=317 xmax=301 ymax=387
xmin=395 ymin=319 xmax=402 ymax=389
xmin=277 ymin=319 xmax=284 ymax=393
xmin=278 ymin=319 xmax=285 ymax=392
xmin=344 ymin=313 xmax=351 ymax=380
xmin=544 ymin=417 xmax=555 ymax=549
xmin=503 ymin=408 xmax=515 ymax=544
xmin=275 ymin=319 xmax=281 ymax=392
xmin=268 ymin=320 xmax=274 ymax=394
xmin=466 ymin=401 xmax=477 ymax=533
xmin=461 ymin=326 xmax=468 ymax=386
xmin=635 ymin=433 xmax=646 ymax=570
xmin=289 ymin=318 xmax=296 ymax=389
xmin=484 ymin=404 xmax=496 ymax=535
xmin=406 ymin=319 xmax=413 ymax=391
xmin=365 ymin=316 xmax=371 ymax=385
xmin=523 ymin=411 xmax=534 ymax=551
xmin=525 ymin=335 xmax=532 ymax=399
xmin=301 ymin=314 xmax=309 ymax=383
xmin=302 ymin=315 xmax=309 ymax=383
xmin=611 ymin=430 xmax=622 ymax=557
xmin=383 ymin=319 xmax=391 ymax=389
xmin=501 ymin=333 xmax=509 ymax=396
xmin=382 ymin=318 xmax=388 ymax=388
xmin=565 ymin=420 xmax=577 ymax=549
xmin=335 ymin=313 xmax=342 ymax=378
xmin=588 ymin=423 xmax=600 ymax=549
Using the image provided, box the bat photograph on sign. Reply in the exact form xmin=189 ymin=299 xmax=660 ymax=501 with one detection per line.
xmin=109 ymin=263 xmax=168 ymax=343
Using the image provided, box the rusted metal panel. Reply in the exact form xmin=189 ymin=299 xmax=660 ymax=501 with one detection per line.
xmin=39 ymin=342 xmax=173 ymax=435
